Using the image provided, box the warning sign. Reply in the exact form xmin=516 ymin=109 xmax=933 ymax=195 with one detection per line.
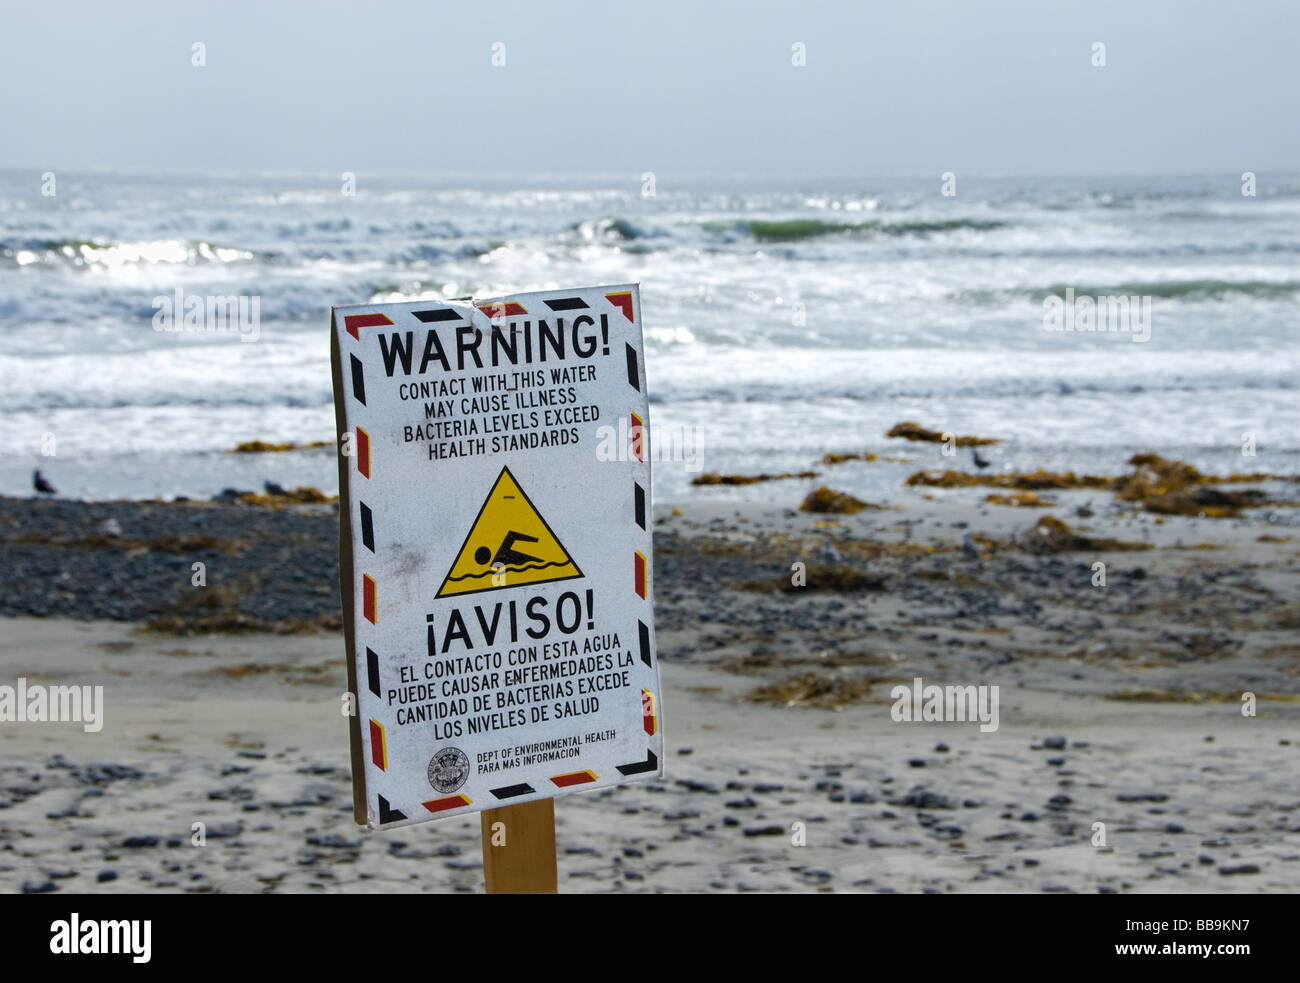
xmin=437 ymin=466 xmax=581 ymax=597
xmin=329 ymin=284 xmax=663 ymax=830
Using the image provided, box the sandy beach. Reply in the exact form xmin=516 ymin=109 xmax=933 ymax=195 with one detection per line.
xmin=2 ymin=486 xmax=1297 ymax=894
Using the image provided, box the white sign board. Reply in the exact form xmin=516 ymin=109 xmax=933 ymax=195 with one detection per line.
xmin=330 ymin=284 xmax=662 ymax=829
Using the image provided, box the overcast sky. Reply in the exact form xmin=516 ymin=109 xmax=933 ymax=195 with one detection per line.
xmin=2 ymin=0 xmax=1296 ymax=177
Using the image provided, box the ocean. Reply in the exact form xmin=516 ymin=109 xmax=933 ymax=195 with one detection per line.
xmin=1 ymin=170 xmax=1296 ymax=504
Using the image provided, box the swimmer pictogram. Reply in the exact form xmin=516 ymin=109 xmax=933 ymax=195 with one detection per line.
xmin=435 ymin=466 xmax=582 ymax=598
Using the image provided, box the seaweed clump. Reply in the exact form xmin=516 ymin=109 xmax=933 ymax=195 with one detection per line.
xmin=906 ymin=453 xmax=1286 ymax=518
xmin=1112 ymin=454 xmax=1267 ymax=518
xmin=236 ymin=486 xmax=335 ymax=506
xmin=906 ymin=469 xmax=1112 ymax=490
xmin=227 ymin=440 xmax=333 ymax=453
xmin=746 ymin=672 xmax=883 ymax=709
xmin=799 ymin=486 xmax=883 ymax=514
xmin=1018 ymin=515 xmax=1151 ymax=554
xmin=144 ymin=614 xmax=325 ymax=636
xmin=820 ymin=452 xmax=879 ymax=466
xmin=791 ymin=566 xmax=887 ymax=592
xmin=692 ymin=471 xmax=819 ymax=486
xmin=144 ymin=584 xmax=340 ymax=635
xmin=886 ymin=421 xmax=999 ymax=446
xmin=983 ymin=491 xmax=1055 ymax=507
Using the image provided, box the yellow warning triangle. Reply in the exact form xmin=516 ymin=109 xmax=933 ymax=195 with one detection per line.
xmin=436 ymin=467 xmax=582 ymax=598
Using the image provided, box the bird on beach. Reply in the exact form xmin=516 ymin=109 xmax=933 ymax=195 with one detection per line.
xmin=264 ymin=480 xmax=288 ymax=497
xmin=33 ymin=469 xmax=57 ymax=496
xmin=970 ymin=446 xmax=990 ymax=470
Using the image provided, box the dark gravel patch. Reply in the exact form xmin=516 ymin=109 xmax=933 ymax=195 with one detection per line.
xmin=0 ymin=497 xmax=341 ymax=625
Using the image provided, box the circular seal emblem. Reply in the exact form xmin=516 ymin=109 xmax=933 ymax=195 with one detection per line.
xmin=427 ymin=747 xmax=470 ymax=793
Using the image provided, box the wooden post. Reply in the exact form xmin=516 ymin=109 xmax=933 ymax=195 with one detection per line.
xmin=481 ymin=799 xmax=557 ymax=894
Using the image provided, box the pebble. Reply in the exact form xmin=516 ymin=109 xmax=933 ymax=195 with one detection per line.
xmin=675 ymin=780 xmax=717 ymax=794
xmin=79 ymin=763 xmax=144 ymax=784
xmin=1218 ymin=864 xmax=1260 ymax=876
xmin=898 ymin=789 xmax=955 ymax=810
xmin=305 ymin=833 xmax=357 ymax=849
